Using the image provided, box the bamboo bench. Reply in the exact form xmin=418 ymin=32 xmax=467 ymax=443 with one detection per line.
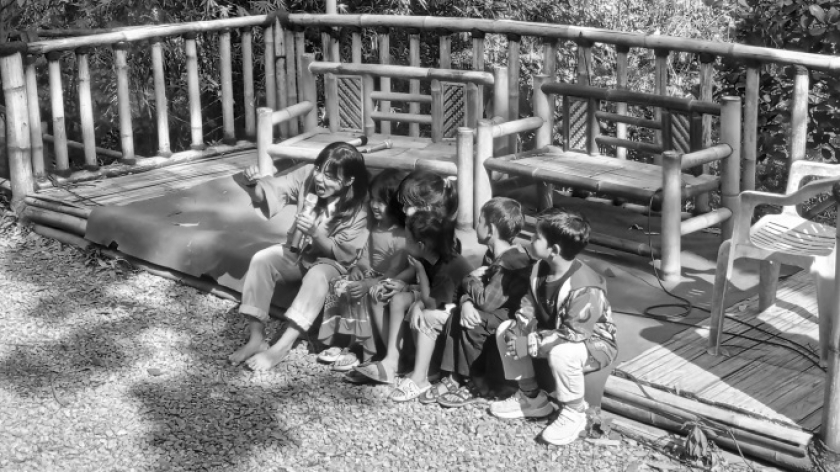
xmin=477 ymin=77 xmax=742 ymax=281
xmin=255 ymin=55 xmax=503 ymax=229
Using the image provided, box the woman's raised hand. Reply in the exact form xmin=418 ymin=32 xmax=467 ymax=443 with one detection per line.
xmin=243 ymin=164 xmax=263 ymax=184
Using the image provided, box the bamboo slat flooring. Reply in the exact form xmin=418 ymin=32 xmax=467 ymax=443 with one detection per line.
xmin=31 ymin=149 xmax=258 ymax=208
xmin=614 ymin=270 xmax=825 ymax=432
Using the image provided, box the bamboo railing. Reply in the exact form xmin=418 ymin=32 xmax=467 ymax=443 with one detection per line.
xmin=0 ymin=14 xmax=286 ymax=204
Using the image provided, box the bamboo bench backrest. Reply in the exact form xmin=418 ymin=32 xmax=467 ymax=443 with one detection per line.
xmin=309 ymin=62 xmax=494 ymax=142
xmin=540 ymin=82 xmax=722 ymax=158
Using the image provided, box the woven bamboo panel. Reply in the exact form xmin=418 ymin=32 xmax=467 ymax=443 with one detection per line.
xmin=671 ymin=113 xmax=691 ymax=153
xmin=442 ymin=82 xmax=466 ymax=139
xmin=337 ymin=75 xmax=363 ymax=132
xmin=568 ymin=98 xmax=588 ymax=152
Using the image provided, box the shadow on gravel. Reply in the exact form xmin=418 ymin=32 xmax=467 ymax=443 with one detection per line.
xmin=0 ymin=256 xmax=392 ymax=470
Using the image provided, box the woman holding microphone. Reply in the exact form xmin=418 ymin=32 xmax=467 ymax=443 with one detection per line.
xmin=229 ymin=142 xmax=370 ymax=371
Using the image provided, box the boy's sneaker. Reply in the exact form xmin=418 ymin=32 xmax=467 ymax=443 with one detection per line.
xmin=541 ymin=402 xmax=588 ymax=446
xmin=489 ymin=390 xmax=555 ymax=419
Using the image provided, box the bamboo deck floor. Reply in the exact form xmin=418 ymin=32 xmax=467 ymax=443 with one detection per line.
xmin=31 ymin=149 xmax=258 ymax=207
xmin=614 ymin=269 xmax=824 ymax=434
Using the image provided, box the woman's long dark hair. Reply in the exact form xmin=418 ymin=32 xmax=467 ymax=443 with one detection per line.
xmin=311 ymin=142 xmax=368 ymax=219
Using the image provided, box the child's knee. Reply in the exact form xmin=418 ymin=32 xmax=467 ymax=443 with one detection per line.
xmin=547 ymin=343 xmax=588 ymax=374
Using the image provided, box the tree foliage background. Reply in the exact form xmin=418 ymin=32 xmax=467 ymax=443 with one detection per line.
xmin=0 ymin=0 xmax=837 ymax=194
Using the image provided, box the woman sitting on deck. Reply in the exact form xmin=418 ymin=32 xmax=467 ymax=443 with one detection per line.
xmin=229 ymin=142 xmax=370 ymax=371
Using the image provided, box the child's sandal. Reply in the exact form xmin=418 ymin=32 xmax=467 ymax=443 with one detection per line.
xmin=419 ymin=376 xmax=459 ymax=405
xmin=390 ymin=378 xmax=430 ymax=403
xmin=317 ymin=346 xmax=343 ymax=364
xmin=437 ymin=383 xmax=486 ymax=408
xmin=331 ymin=350 xmax=360 ymax=372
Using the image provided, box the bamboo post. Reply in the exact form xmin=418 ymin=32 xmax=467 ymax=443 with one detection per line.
xmin=219 ymin=29 xmax=235 ymax=144
xmin=431 ymin=79 xmax=443 ymax=142
xmin=408 ymin=28 xmax=421 ymax=137
xmin=534 ymin=74 xmax=554 ymax=211
xmin=822 ymin=181 xmax=840 ymax=456
xmin=326 ymin=0 xmax=340 ymax=63
xmin=743 ymin=60 xmax=760 ymax=192
xmin=695 ymin=52 xmax=715 ymax=213
xmin=322 ymin=0 xmax=336 ymax=60
xmin=789 ymin=66 xmax=809 ymax=170
xmin=719 ymin=97 xmax=742 ymax=241
xmin=542 ymin=38 xmax=558 ymax=78
xmin=653 ymin=48 xmax=670 ymax=167
xmin=660 ymin=150 xmax=683 ymax=282
xmin=472 ymin=29 xmax=485 ymax=122
xmin=184 ymin=33 xmax=205 ymax=150
xmin=294 ymin=27 xmax=305 ymax=108
xmin=300 ymin=54 xmax=318 ymax=132
xmin=474 ymin=119 xmax=493 ymax=222
xmin=438 ymin=29 xmax=451 ymax=69
xmin=284 ymin=26 xmax=299 ymax=136
xmin=274 ymin=18 xmax=288 ymax=138
xmin=257 ymin=107 xmax=274 ymax=177
xmin=264 ymin=23 xmax=277 ymax=111
xmin=587 ymin=94 xmax=600 ymax=155
xmin=493 ymin=66 xmax=509 ymax=156
xmin=0 ymin=45 xmax=35 ymax=206
xmin=456 ymin=127 xmax=474 ymax=230
xmin=615 ymin=45 xmax=630 ymax=160
xmin=242 ymin=28 xmax=256 ymax=139
xmin=507 ymin=33 xmax=521 ymax=153
xmin=23 ymin=54 xmax=45 ymax=178
xmin=351 ymin=26 xmax=362 ymax=63
xmin=113 ymin=42 xmax=136 ymax=163
xmin=149 ymin=38 xmax=171 ymax=157
xmin=75 ymin=47 xmax=98 ymax=170
xmin=362 ymin=74 xmax=375 ymax=137
xmin=46 ymin=50 xmax=70 ymax=174
xmin=378 ymin=27 xmax=391 ymax=135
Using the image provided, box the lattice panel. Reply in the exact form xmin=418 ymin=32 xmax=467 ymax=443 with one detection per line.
xmin=337 ymin=75 xmax=363 ymax=132
xmin=568 ymin=98 xmax=588 ymax=152
xmin=671 ymin=113 xmax=691 ymax=153
xmin=442 ymin=82 xmax=467 ymax=139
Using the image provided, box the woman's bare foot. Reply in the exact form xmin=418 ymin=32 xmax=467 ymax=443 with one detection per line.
xmin=245 ymin=344 xmax=290 ymax=371
xmin=229 ymin=338 xmax=266 ymax=365
xmin=229 ymin=320 xmax=266 ymax=365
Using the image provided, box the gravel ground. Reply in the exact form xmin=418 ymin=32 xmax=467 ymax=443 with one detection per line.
xmin=0 ymin=215 xmax=764 ymax=472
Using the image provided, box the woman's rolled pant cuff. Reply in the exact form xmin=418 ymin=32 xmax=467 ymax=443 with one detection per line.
xmin=284 ymin=307 xmax=315 ymax=331
xmin=239 ymin=304 xmax=270 ymax=323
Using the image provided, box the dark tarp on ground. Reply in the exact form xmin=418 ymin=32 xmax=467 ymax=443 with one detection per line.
xmin=85 ymin=174 xmax=793 ymax=364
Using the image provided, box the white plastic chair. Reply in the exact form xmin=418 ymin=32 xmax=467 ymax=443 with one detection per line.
xmin=708 ymin=160 xmax=840 ymax=361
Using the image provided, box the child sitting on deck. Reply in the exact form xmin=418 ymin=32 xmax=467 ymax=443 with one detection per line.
xmin=420 ymin=197 xmax=533 ymax=407
xmin=317 ymin=169 xmax=409 ymax=371
xmin=353 ymin=210 xmax=473 ymax=392
xmin=490 ymin=208 xmax=618 ymax=446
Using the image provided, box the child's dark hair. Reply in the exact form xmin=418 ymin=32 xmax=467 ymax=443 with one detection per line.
xmin=406 ymin=210 xmax=457 ymax=262
xmin=369 ymin=169 xmax=407 ymax=226
xmin=536 ymin=207 xmax=590 ymax=261
xmin=397 ymin=171 xmax=458 ymax=221
xmin=311 ymin=142 xmax=368 ymax=218
xmin=481 ymin=197 xmax=524 ymax=243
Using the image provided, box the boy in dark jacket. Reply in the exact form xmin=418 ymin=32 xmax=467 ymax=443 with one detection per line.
xmin=489 ymin=208 xmax=618 ymax=446
xmin=420 ymin=197 xmax=533 ymax=407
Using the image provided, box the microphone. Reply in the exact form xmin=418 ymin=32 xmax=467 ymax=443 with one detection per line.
xmin=288 ymin=193 xmax=319 ymax=253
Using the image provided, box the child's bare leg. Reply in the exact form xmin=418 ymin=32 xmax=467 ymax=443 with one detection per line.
xmin=246 ymin=324 xmax=302 ymax=371
xmin=379 ymin=292 xmax=413 ymax=373
xmin=407 ymin=329 xmax=436 ymax=389
xmin=229 ymin=317 xmax=267 ymax=364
